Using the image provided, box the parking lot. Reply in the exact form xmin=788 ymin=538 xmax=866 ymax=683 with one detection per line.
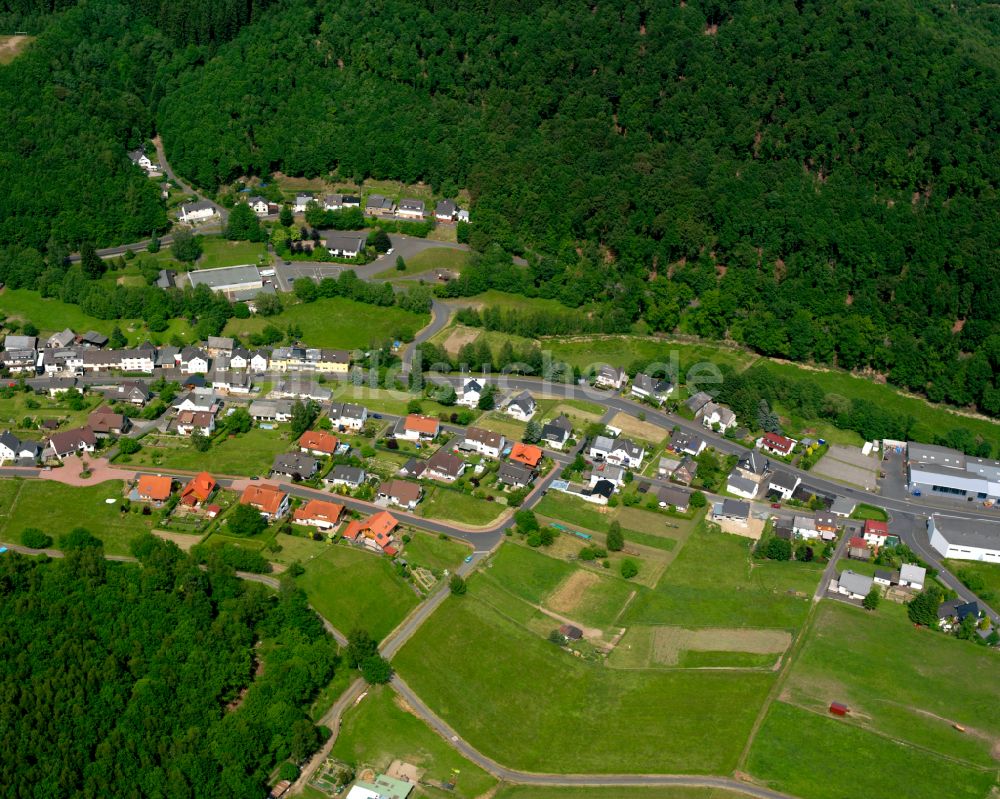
xmin=812 ymin=444 xmax=879 ymax=491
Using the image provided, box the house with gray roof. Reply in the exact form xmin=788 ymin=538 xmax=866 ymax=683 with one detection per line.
xmin=270 ymin=452 xmax=319 ymax=480
xmin=837 ymin=569 xmax=874 ymax=600
xmin=928 ymin=514 xmax=1000 ymax=562
xmin=726 ymin=469 xmax=759 ymax=499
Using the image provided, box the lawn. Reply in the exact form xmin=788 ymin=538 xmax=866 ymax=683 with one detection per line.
xmin=850 ymin=503 xmax=889 ymax=521
xmin=477 ymin=411 xmax=528 ymax=440
xmin=534 ymin=491 xmax=690 ymax=550
xmin=753 ymin=361 xmax=1000 ymax=456
xmin=393 ymin=593 xmax=774 ymax=774
xmin=295 ymin=541 xmax=419 ymax=642
xmin=224 ymin=296 xmax=429 ymax=349
xmin=375 ymin=247 xmax=470 ymax=279
xmin=196 ymin=237 xmax=267 ymax=269
xmin=622 ymin=521 xmax=823 ymax=629
xmin=778 ymin=601 xmax=1000 ymax=768
xmin=402 ymin=531 xmax=470 ymax=573
xmin=119 ymin=427 xmax=293 ymax=476
xmin=746 ymin=701 xmax=996 ymax=799
xmin=494 ymin=789 xmax=748 ymax=799
xmin=0 ymin=479 xmax=156 ymax=557
xmin=417 ymin=487 xmax=505 ymax=527
xmin=481 ymin=544 xmax=635 ymax=629
xmin=331 ymin=686 xmax=497 ymax=798
xmin=0 ymin=390 xmax=102 ymax=433
xmin=946 ymin=559 xmax=1000 ymax=605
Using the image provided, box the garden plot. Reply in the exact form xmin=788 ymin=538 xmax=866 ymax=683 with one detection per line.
xmin=811 ymin=444 xmax=879 ymax=491
xmin=609 ymin=625 xmax=791 ymax=669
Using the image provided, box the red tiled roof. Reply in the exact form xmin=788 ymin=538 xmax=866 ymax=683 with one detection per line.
xmin=298 ymin=430 xmax=339 ymax=454
xmin=240 ymin=483 xmax=287 ymax=515
xmin=404 ymin=414 xmax=439 ymax=435
xmin=848 ymin=537 xmax=868 ymax=549
xmin=293 ymin=499 xmax=344 ymax=525
xmin=864 ymin=519 xmax=889 ymax=535
xmin=510 ymin=443 xmax=543 ymax=467
xmin=762 ymin=432 xmax=794 ymax=452
xmin=137 ymin=474 xmax=172 ymax=501
xmin=181 ymin=471 xmax=216 ymax=504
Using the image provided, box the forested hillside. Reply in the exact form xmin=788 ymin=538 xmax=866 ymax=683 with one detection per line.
xmin=0 ymin=534 xmax=337 ymax=797
xmin=1 ymin=0 xmax=999 ymax=416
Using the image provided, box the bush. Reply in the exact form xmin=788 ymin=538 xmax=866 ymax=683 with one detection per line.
xmin=227 ymin=503 xmax=268 ymax=537
xmin=60 ymin=527 xmax=103 ymax=550
xmin=117 ymin=437 xmax=141 ymax=455
xmin=689 ymin=491 xmax=707 ymax=508
xmin=449 ymin=574 xmax=468 ymax=595
xmin=863 ymin=587 xmax=881 ymax=611
xmin=762 ymin=537 xmax=792 ymax=561
xmin=606 ymin=521 xmax=624 ymax=551
xmin=190 ymin=542 xmax=271 ymax=573
xmin=20 ymin=528 xmax=53 ymax=549
xmin=620 ymin=558 xmax=639 ymax=579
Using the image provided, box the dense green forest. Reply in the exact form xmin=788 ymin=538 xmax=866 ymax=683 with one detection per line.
xmin=0 ymin=0 xmax=999 ymax=419
xmin=0 ymin=534 xmax=337 ymax=797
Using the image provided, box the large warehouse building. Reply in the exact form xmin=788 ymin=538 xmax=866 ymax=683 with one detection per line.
xmin=927 ymin=514 xmax=1000 ymax=562
xmin=186 ymin=264 xmax=263 ymax=298
xmin=906 ymin=442 xmax=1000 ymax=503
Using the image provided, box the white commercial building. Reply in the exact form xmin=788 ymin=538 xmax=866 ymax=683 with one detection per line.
xmin=927 ymin=514 xmax=1000 ymax=562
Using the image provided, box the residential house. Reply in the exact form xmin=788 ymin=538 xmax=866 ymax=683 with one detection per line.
xmin=3 ymin=334 xmax=37 ymax=351
xmin=293 ymin=193 xmax=313 ymax=213
xmin=658 ymin=455 xmax=681 ymax=477
xmin=292 ymin=499 xmax=345 ymax=530
xmin=498 ymin=462 xmax=535 ymax=489
xmin=656 ymin=485 xmax=691 ymax=512
xmin=589 ymin=436 xmax=644 ymax=469
xmin=424 ymin=450 xmax=466 ymax=482
xmin=88 ymin=409 xmax=129 ymax=438
xmin=322 ymin=232 xmax=366 ymax=258
xmin=792 ymin=514 xmax=818 ymax=540
xmin=594 ymin=365 xmax=627 ymax=390
xmin=128 ymin=148 xmax=159 ymax=173
xmin=210 ymin=368 xmax=253 ymax=394
xmin=176 ymin=410 xmax=215 ymax=437
xmin=713 ymin=498 xmax=750 ymax=526
xmin=135 ymin=474 xmax=172 ymax=505
xmin=874 ymin=569 xmax=895 ymax=587
xmin=330 ymin=402 xmax=368 ymax=430
xmin=155 ymin=346 xmax=179 ymax=368
xmin=630 ymin=373 xmax=673 ymax=405
xmin=458 ymin=377 xmax=484 ymax=408
xmin=396 ymin=198 xmax=425 ymax=218
xmin=341 ymin=195 xmax=361 ymax=208
xmin=540 ymin=416 xmax=573 ymax=449
xmin=582 ymin=479 xmax=615 ymax=506
xmin=249 ymin=399 xmax=294 ymax=422
xmin=45 ymin=427 xmax=97 ymax=460
xmin=588 ymin=462 xmax=625 ymax=487
xmin=104 ymin=380 xmax=151 ymax=406
xmin=246 ymin=196 xmax=274 ymax=216
xmin=399 ymin=458 xmax=426 ymax=478
xmin=27 ymin=376 xmax=78 ymax=397
xmin=435 ymin=199 xmax=458 ymax=221
xmin=1 ymin=349 xmax=37 ymax=373
xmin=249 ymin=350 xmax=270 ymax=372
xmin=672 ymin=456 xmax=698 ymax=486
xmin=938 ymin=599 xmax=980 ymax=630
xmin=758 ymin=432 xmax=796 ymax=457
xmin=767 ymin=470 xmax=801 ymax=501
xmin=377 ymin=479 xmax=422 ymax=510
xmin=179 ymin=347 xmax=210 ymax=374
xmin=830 ymin=496 xmax=856 ymax=517
xmin=814 ymin=512 xmax=839 ymax=539
xmin=341 ymin=510 xmax=399 ymax=554
xmin=179 ymin=201 xmax=218 ymax=223
xmin=46 ymin=329 xmax=76 ymax=349
xmin=684 ymin=391 xmax=712 ymax=415
xmin=837 ymin=570 xmax=874 ymax=600
xmin=272 ymin=379 xmax=332 ymax=402
xmin=462 ymin=427 xmax=505 ymax=459
xmin=726 ymin=469 xmax=759 ymax=499
xmin=364 ymin=194 xmax=395 ymax=216
xmin=298 ymin=430 xmax=339 ymax=457
xmin=173 ymin=390 xmax=216 ymax=414
xmin=668 ymin=430 xmax=706 ymax=457
xmin=270 ymin=452 xmax=319 ymax=480
xmin=323 ymin=194 xmax=343 ymax=211
xmin=505 ymin=390 xmax=536 ymax=421
xmin=180 ymin=471 xmax=217 ymax=507
xmin=898 ymin=563 xmax=926 ymax=590
xmin=698 ymin=401 xmax=737 ymax=433
xmin=229 ymin=348 xmax=250 ymax=369
xmin=394 ymin=414 xmax=440 ymax=441
xmin=326 ymin=464 xmax=367 ymax=489
xmin=239 ymin=483 xmax=289 ymax=520
xmin=847 ymin=536 xmax=870 ymax=560
xmin=206 ymin=336 xmax=234 ymax=356
xmin=509 ymin=442 xmax=543 ymax=469
xmin=862 ymin=519 xmax=892 ymax=548
xmin=0 ymin=431 xmax=41 ymax=464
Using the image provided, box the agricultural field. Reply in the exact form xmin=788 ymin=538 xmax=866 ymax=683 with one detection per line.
xmin=118 ymin=427 xmax=292 ymax=476
xmin=777 ymin=601 xmax=1000 ymax=769
xmin=292 ymin=537 xmax=420 ymax=641
xmin=608 ymin=626 xmax=790 ymax=670
xmin=0 ymin=479 xmax=155 ymax=557
xmin=196 ymin=237 xmax=268 ymax=269
xmin=417 ymin=487 xmax=505 ymax=527
xmin=376 ymin=247 xmax=469 ymax=279
xmin=331 ymin=686 xmax=497 ymax=799
xmin=621 ymin=521 xmax=824 ymax=629
xmin=224 ymin=296 xmax=429 ymax=349
xmin=393 ymin=592 xmax=774 ymax=774
xmin=746 ymin=701 xmax=996 ymax=799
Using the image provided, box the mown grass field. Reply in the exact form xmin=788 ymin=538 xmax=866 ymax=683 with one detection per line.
xmin=493 ymin=789 xmax=748 ymax=799
xmin=376 ymin=246 xmax=469 ymax=278
xmin=119 ymin=427 xmax=293 ymax=476
xmin=196 ymin=237 xmax=267 ymax=269
xmin=778 ymin=601 xmax=1000 ymax=768
xmin=621 ymin=521 xmax=823 ymax=629
xmin=0 ymin=479 xmax=154 ymax=556
xmin=393 ymin=592 xmax=774 ymax=774
xmin=224 ymin=296 xmax=429 ymax=349
xmin=746 ymin=701 xmax=996 ymax=799
xmin=402 ymin=531 xmax=470 ymax=573
xmin=293 ymin=539 xmax=419 ymax=641
xmin=0 ymin=391 xmax=102 ymax=433
xmin=331 ymin=686 xmax=497 ymax=798
xmin=417 ymin=487 xmax=505 ymax=527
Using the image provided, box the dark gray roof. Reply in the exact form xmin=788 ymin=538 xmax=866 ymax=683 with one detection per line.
xmin=720 ymin=498 xmax=750 ymax=518
xmin=271 ymin=452 xmax=319 ymax=476
xmin=589 ymin=479 xmax=615 ymax=499
xmin=330 ymin=465 xmax=365 ymax=483
xmin=498 ymin=462 xmax=534 ymax=486
xmin=769 ymin=469 xmax=800 ymax=491
xmin=726 ymin=470 xmax=758 ymax=495
xmin=542 ymin=416 xmax=572 ymax=441
xmin=931 ymin=514 xmax=1000 ymax=551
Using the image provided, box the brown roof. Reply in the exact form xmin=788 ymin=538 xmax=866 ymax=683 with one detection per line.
xmin=47 ymin=427 xmax=97 ymax=453
xmin=381 ymin=479 xmax=421 ymax=504
xmin=465 ymin=426 xmax=503 ymax=448
xmin=240 ymin=483 xmax=287 ymax=515
xmin=137 ymin=474 xmax=172 ymax=502
xmin=178 ymin=410 xmax=213 ymax=427
xmin=426 ymin=449 xmax=465 ymax=478
xmin=88 ymin=409 xmax=126 ymax=433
